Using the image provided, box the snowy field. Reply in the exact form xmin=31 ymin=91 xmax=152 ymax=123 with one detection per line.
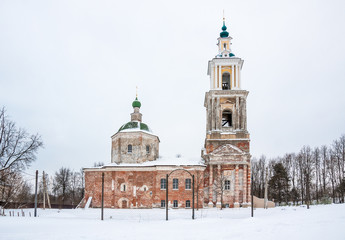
xmin=0 ymin=204 xmax=344 ymax=240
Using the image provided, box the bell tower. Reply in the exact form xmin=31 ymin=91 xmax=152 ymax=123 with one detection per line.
xmin=202 ymin=18 xmax=251 ymax=208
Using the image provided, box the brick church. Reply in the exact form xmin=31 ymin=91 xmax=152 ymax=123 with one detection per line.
xmin=83 ymin=19 xmax=251 ymax=209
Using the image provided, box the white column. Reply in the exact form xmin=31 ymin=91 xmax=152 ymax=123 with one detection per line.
xmin=211 ymin=65 xmax=214 ymax=89
xmin=214 ymin=64 xmax=217 ymax=89
xmin=236 ymin=65 xmax=239 ymax=89
xmin=218 ymin=65 xmax=221 ymax=89
xmin=239 ymin=65 xmax=241 ymax=89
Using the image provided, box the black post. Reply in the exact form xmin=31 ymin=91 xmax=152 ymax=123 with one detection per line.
xmin=34 ymin=170 xmax=38 ymax=217
xmin=251 ymin=171 xmax=254 ymax=218
xmin=101 ymin=172 xmax=104 ymax=221
xmin=192 ymin=175 xmax=195 ymax=220
xmin=166 ymin=174 xmax=168 ymax=221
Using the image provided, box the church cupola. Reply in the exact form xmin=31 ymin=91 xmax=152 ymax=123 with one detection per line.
xmin=131 ymin=96 xmax=142 ymax=122
xmin=132 ymin=97 xmax=141 ymax=108
xmin=216 ymin=18 xmax=234 ymax=58
xmin=220 ymin=20 xmax=229 ymax=38
xmin=112 ymin=95 xmax=160 ymax=164
xmin=207 ymin=18 xmax=243 ymax=90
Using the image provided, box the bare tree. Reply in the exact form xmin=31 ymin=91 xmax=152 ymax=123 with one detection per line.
xmin=70 ymin=171 xmax=83 ymax=207
xmin=53 ymin=167 xmax=71 ymax=206
xmin=0 ymin=169 xmax=31 ymax=207
xmin=0 ymin=107 xmax=43 ymax=172
xmin=213 ymin=171 xmax=227 ymax=210
xmin=195 ymin=170 xmax=207 ymax=210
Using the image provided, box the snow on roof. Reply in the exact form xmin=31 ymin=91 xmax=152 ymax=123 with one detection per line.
xmin=96 ymin=157 xmax=205 ymax=168
xmin=118 ymin=128 xmax=158 ymax=137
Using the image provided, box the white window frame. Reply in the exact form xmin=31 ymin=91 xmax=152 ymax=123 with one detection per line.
xmin=161 ymin=200 xmax=165 ymax=208
xmin=186 ymin=200 xmax=191 ymax=208
xmin=185 ymin=179 xmax=191 ymax=190
xmin=173 ymin=178 xmax=178 ymax=190
xmin=225 ymin=180 xmax=230 ymax=190
xmin=160 ymin=178 xmax=166 ymax=190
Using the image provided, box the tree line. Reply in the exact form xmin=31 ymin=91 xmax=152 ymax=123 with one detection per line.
xmin=252 ymin=134 xmax=345 ymax=206
xmin=0 ymin=167 xmax=85 ymax=208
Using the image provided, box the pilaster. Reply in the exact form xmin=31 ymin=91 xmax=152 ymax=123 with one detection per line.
xmin=243 ymin=165 xmax=247 ymax=206
xmin=208 ymin=165 xmax=214 ymax=207
xmin=234 ymin=164 xmax=240 ymax=208
xmin=216 ymin=164 xmax=221 ymax=208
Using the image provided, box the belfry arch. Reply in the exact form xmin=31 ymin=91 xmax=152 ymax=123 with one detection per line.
xmin=222 ymin=109 xmax=232 ymax=127
xmin=222 ymin=72 xmax=230 ymax=90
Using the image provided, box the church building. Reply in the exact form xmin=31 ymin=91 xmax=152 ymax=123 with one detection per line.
xmin=83 ymin=19 xmax=251 ymax=209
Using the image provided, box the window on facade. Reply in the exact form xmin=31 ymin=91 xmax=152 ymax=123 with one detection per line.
xmin=160 ymin=178 xmax=166 ymax=190
xmin=121 ymin=183 xmax=126 ymax=192
xmin=224 ymin=43 xmax=226 ymax=49
xmin=173 ymin=200 xmax=178 ymax=208
xmin=146 ymin=145 xmax=150 ymax=154
xmin=186 ymin=200 xmax=191 ymax=208
xmin=128 ymin=144 xmax=132 ymax=153
xmin=173 ymin=178 xmax=178 ymax=190
xmin=222 ymin=72 xmax=230 ymax=90
xmin=185 ymin=179 xmax=191 ymax=190
xmin=225 ymin=180 xmax=231 ymax=190
xmin=161 ymin=200 xmax=165 ymax=208
xmin=222 ymin=110 xmax=232 ymax=127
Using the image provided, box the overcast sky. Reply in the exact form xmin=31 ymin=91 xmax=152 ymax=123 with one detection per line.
xmin=1 ymin=0 xmax=345 ymax=177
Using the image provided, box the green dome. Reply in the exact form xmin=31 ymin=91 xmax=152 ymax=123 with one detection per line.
xmin=230 ymin=53 xmax=235 ymax=57
xmin=220 ymin=21 xmax=229 ymax=38
xmin=132 ymin=97 xmax=141 ymax=108
xmin=118 ymin=121 xmax=151 ymax=133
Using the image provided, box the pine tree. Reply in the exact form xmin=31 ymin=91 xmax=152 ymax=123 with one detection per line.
xmin=268 ymin=163 xmax=290 ymax=205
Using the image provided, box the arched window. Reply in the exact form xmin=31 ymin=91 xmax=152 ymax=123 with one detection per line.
xmin=222 ymin=72 xmax=230 ymax=90
xmin=146 ymin=145 xmax=150 ymax=154
xmin=128 ymin=144 xmax=132 ymax=153
xmin=223 ymin=43 xmax=226 ymax=49
xmin=222 ymin=110 xmax=232 ymax=127
xmin=121 ymin=183 xmax=126 ymax=192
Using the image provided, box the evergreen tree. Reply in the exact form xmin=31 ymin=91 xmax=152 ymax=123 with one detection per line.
xmin=268 ymin=163 xmax=290 ymax=205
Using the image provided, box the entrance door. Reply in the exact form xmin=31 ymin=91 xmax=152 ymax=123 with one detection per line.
xmin=122 ymin=200 xmax=127 ymax=208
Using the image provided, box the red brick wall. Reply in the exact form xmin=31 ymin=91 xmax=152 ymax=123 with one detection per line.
xmin=84 ymin=168 xmax=204 ymax=209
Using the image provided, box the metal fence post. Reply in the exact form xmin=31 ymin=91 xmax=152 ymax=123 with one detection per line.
xmin=166 ymin=174 xmax=168 ymax=221
xmin=101 ymin=172 xmax=104 ymax=220
xmin=192 ymin=175 xmax=195 ymax=220
xmin=34 ymin=170 xmax=38 ymax=217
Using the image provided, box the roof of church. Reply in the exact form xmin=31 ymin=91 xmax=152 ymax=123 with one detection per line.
xmin=118 ymin=121 xmax=151 ymax=133
xmin=87 ymin=157 xmax=206 ymax=169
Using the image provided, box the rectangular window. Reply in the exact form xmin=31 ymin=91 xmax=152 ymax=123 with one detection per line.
xmin=186 ymin=200 xmax=191 ymax=208
xmin=161 ymin=178 xmax=166 ymax=190
xmin=161 ymin=200 xmax=165 ymax=208
xmin=173 ymin=200 xmax=178 ymax=208
xmin=173 ymin=178 xmax=178 ymax=190
xmin=225 ymin=180 xmax=231 ymax=190
xmin=146 ymin=145 xmax=150 ymax=154
xmin=185 ymin=179 xmax=191 ymax=190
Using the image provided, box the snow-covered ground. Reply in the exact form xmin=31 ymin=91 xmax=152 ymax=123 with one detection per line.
xmin=0 ymin=204 xmax=344 ymax=240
